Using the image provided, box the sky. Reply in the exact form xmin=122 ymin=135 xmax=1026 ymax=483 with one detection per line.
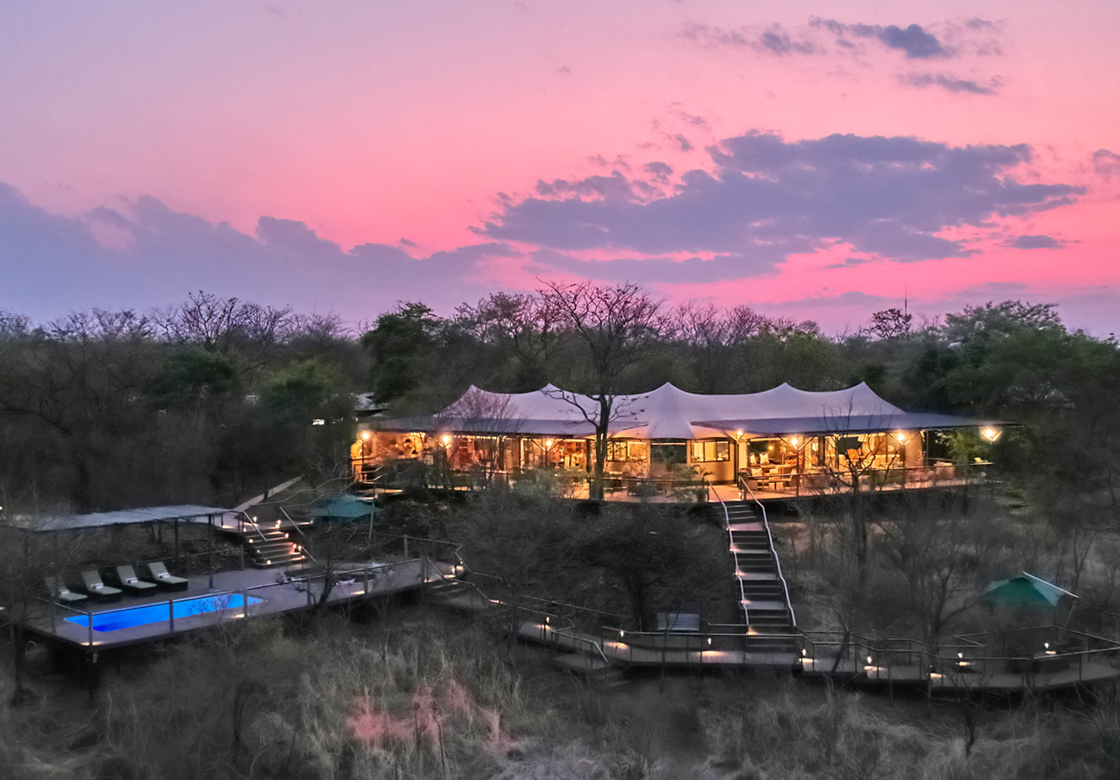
xmin=1 ymin=1 xmax=1118 ymax=335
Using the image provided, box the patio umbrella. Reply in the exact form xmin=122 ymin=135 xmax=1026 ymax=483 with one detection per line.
xmin=982 ymin=572 xmax=1076 ymax=609
xmin=308 ymin=494 xmax=381 ymax=523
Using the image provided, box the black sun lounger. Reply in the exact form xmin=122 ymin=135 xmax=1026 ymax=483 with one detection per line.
xmin=45 ymin=575 xmax=87 ymax=607
xmin=80 ymin=570 xmax=123 ymax=602
xmin=114 ymin=565 xmax=158 ymax=596
xmin=142 ymin=561 xmax=189 ymax=592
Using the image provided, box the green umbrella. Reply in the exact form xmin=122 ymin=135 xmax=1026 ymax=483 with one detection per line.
xmin=982 ymin=572 xmax=1076 ymax=609
xmin=308 ymin=494 xmax=381 ymax=522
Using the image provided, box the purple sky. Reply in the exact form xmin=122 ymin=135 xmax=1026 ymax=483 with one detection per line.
xmin=2 ymin=2 xmax=1118 ymax=334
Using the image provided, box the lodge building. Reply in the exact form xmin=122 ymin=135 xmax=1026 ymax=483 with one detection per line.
xmin=352 ymin=382 xmax=995 ymax=498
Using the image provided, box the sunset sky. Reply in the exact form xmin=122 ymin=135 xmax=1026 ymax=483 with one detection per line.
xmin=2 ymin=1 xmax=1118 ymax=334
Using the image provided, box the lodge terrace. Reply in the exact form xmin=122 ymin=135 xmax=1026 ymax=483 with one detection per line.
xmin=353 ymin=382 xmax=999 ymax=501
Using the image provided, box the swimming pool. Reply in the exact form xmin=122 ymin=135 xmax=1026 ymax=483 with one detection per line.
xmin=66 ymin=593 xmax=263 ymax=633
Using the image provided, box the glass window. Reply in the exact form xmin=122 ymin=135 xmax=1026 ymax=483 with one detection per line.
xmin=691 ymin=440 xmax=731 ymax=462
xmin=652 ymin=443 xmax=687 ymax=465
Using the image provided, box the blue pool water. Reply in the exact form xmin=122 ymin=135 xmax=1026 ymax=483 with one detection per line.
xmin=66 ymin=593 xmax=263 ymax=632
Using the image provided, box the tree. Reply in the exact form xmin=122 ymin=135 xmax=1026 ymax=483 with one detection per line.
xmin=866 ymin=308 xmax=913 ymax=341
xmin=455 ymin=292 xmax=564 ymax=391
xmin=666 ymin=302 xmax=768 ymax=393
xmin=537 ymin=281 xmax=663 ymax=499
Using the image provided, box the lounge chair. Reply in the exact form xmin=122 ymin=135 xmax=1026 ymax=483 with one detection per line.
xmin=45 ymin=575 xmax=87 ymax=607
xmin=79 ymin=570 xmax=123 ymax=602
xmin=142 ymin=561 xmax=189 ymax=592
xmin=114 ymin=564 xmax=158 ymax=596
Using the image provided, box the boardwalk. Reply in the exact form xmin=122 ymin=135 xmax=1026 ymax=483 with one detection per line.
xmin=511 ymin=617 xmax=1120 ymax=693
xmin=26 ymin=558 xmax=457 ymax=652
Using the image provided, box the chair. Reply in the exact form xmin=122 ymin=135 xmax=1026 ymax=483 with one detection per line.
xmin=45 ymin=575 xmax=87 ymax=607
xmin=142 ymin=561 xmax=189 ymax=592
xmin=114 ymin=564 xmax=158 ymax=596
xmin=79 ymin=570 xmax=123 ymax=602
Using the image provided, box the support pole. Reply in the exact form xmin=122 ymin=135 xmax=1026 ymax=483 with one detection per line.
xmin=207 ymin=514 xmax=214 ymax=590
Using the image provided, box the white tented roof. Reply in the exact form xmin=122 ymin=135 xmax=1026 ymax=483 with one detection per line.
xmin=418 ymin=382 xmax=912 ymax=439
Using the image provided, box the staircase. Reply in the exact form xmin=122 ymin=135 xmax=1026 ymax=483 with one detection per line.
xmin=725 ymin=501 xmax=797 ymax=654
xmin=234 ymin=517 xmax=311 ymax=569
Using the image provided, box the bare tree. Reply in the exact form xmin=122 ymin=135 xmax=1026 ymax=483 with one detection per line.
xmin=667 ymin=302 xmax=768 ymax=393
xmin=537 ymin=281 xmax=662 ymax=500
xmin=437 ymin=387 xmax=523 ymax=486
xmin=455 ymin=292 xmax=564 ymax=390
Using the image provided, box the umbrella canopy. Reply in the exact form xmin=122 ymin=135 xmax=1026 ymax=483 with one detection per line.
xmin=308 ymin=494 xmax=380 ymax=522
xmin=982 ymin=572 xmax=1076 ymax=609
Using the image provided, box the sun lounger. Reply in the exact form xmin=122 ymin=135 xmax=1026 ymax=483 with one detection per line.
xmin=45 ymin=575 xmax=87 ymax=607
xmin=80 ymin=570 xmax=123 ymax=602
xmin=142 ymin=561 xmax=189 ymax=592
xmin=114 ymin=564 xmax=158 ymax=596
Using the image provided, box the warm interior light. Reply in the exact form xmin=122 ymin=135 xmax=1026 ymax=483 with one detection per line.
xmin=789 ymin=437 xmax=799 ymax=447
xmin=544 ymin=439 xmax=554 ymax=449
xmin=360 ymin=431 xmax=371 ymax=441
xmin=981 ymin=427 xmax=1002 ymax=442
xmin=440 ymin=434 xmax=452 ymax=447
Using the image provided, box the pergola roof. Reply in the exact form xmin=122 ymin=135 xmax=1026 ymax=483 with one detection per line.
xmin=371 ymin=382 xmax=985 ymax=440
xmin=23 ymin=504 xmax=229 ymax=532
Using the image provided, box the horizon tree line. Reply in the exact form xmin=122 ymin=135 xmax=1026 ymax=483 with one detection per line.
xmin=0 ymin=287 xmax=1117 ymax=516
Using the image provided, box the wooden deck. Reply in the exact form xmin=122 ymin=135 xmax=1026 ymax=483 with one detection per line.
xmin=802 ymin=656 xmax=1120 ymax=693
xmin=511 ymin=617 xmax=1120 ymax=694
xmin=25 ymin=558 xmax=457 ymax=651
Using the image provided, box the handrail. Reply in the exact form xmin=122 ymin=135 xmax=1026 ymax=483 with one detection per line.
xmin=552 ymin=627 xmax=612 ymax=667
xmin=279 ymin=506 xmax=310 ymax=538
xmin=239 ymin=510 xmax=275 ymax=547
xmin=739 ymin=474 xmax=797 ymax=628
xmin=708 ymin=477 xmax=751 ymax=630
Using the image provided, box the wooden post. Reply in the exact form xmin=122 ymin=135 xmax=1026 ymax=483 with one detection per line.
xmin=169 ymin=599 xmax=175 ymax=632
xmin=207 ymin=514 xmax=214 ymax=590
xmin=174 ymin=517 xmax=179 ymax=565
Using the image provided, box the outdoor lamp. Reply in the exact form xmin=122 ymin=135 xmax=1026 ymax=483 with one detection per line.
xmin=440 ymin=434 xmax=452 ymax=447
xmin=981 ymin=427 xmax=1002 ymax=442
xmin=360 ymin=431 xmax=371 ymax=441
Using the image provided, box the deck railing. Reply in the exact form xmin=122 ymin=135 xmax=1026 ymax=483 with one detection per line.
xmin=739 ymin=474 xmax=797 ymax=628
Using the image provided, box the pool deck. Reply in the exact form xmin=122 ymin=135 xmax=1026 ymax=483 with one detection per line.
xmin=26 ymin=558 xmax=456 ymax=652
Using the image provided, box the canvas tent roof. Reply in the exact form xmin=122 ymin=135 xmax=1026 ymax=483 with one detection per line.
xmin=373 ymin=382 xmax=981 ymax=439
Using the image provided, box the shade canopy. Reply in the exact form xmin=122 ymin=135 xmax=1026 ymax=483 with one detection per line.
xmin=308 ymin=494 xmax=381 ymax=522
xmin=23 ymin=504 xmax=229 ymax=532
xmin=372 ymin=381 xmax=984 ymax=440
xmin=982 ymin=573 xmax=1077 ymax=609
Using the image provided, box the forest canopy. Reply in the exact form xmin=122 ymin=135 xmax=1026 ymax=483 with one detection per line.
xmin=1 ymin=290 xmax=1117 ymax=516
